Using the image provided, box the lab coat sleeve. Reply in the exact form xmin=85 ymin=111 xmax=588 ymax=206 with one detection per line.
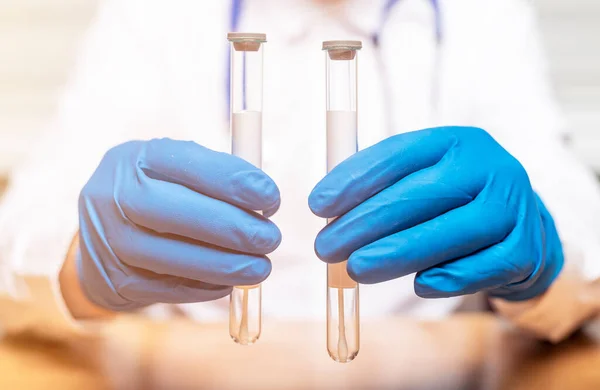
xmin=470 ymin=0 xmax=600 ymax=280
xmin=0 ymin=0 xmax=169 ymax=339
xmin=469 ymin=0 xmax=600 ymax=339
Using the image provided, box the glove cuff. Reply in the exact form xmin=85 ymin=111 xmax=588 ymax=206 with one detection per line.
xmin=490 ymin=253 xmax=563 ymax=302
xmin=77 ymin=229 xmax=146 ymax=312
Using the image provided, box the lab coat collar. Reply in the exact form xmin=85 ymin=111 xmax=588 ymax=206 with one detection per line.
xmin=342 ymin=0 xmax=390 ymax=37
xmin=248 ymin=0 xmax=388 ymax=43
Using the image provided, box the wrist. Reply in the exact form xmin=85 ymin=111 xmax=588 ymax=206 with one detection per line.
xmin=490 ymin=254 xmax=564 ymax=302
xmin=491 ymin=250 xmax=600 ymax=343
xmin=59 ymin=233 xmax=117 ymax=320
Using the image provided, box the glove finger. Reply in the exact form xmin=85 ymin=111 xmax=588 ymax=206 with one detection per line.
xmin=347 ymin=197 xmax=515 ymax=284
xmin=309 ymin=128 xmax=455 ymax=218
xmin=111 ymin=226 xmax=272 ymax=287
xmin=111 ymin=267 xmax=232 ymax=305
xmin=120 ymin=176 xmax=281 ymax=255
xmin=141 ymin=138 xmax=280 ymax=212
xmin=414 ymin=226 xmax=536 ymax=299
xmin=315 ymin=162 xmax=477 ymax=263
xmin=263 ymin=196 xmax=281 ymax=218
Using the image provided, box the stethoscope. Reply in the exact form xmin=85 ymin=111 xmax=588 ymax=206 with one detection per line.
xmin=226 ymin=0 xmax=443 ymax=125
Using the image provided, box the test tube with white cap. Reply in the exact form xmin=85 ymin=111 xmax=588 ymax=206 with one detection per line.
xmin=323 ymin=40 xmax=362 ymax=363
xmin=227 ymin=32 xmax=266 ymax=345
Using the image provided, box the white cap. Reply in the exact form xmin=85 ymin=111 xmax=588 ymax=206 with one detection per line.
xmin=322 ymin=40 xmax=362 ymax=51
xmin=227 ymin=32 xmax=267 ymax=42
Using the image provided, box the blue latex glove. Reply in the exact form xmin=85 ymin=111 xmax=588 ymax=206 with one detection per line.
xmin=77 ymin=138 xmax=281 ymax=311
xmin=309 ymin=127 xmax=563 ymax=301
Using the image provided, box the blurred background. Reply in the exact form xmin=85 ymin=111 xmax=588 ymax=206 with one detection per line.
xmin=0 ymin=0 xmax=599 ymax=182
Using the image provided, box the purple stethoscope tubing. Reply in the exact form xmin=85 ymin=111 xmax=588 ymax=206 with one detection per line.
xmin=226 ymin=0 xmax=443 ymax=116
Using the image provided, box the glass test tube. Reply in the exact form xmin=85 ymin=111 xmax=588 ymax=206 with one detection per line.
xmin=227 ymin=32 xmax=266 ymax=345
xmin=323 ymin=40 xmax=362 ymax=363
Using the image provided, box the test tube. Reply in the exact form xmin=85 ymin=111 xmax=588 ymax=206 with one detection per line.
xmin=227 ymin=32 xmax=266 ymax=345
xmin=323 ymin=40 xmax=362 ymax=363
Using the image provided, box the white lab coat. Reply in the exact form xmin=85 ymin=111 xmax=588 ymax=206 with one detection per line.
xmin=2 ymin=0 xmax=600 ymax=338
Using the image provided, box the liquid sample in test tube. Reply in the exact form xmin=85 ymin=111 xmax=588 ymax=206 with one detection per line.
xmin=227 ymin=32 xmax=266 ymax=345
xmin=323 ymin=40 xmax=362 ymax=363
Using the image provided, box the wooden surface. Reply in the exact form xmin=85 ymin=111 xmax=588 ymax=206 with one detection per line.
xmin=2 ymin=314 xmax=600 ymax=389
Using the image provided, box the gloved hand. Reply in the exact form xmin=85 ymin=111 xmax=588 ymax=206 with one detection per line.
xmin=309 ymin=127 xmax=563 ymax=301
xmin=77 ymin=138 xmax=281 ymax=311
